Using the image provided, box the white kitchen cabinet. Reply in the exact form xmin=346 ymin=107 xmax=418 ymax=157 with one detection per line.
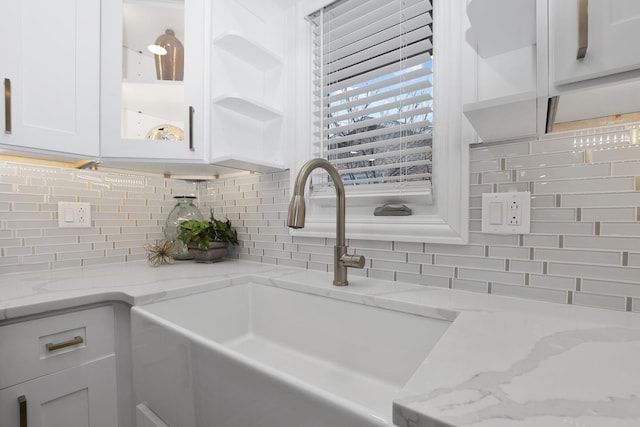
xmin=0 ymin=357 xmax=118 ymax=427
xmin=0 ymin=0 xmax=100 ymax=157
xmin=100 ymin=0 xmax=208 ymax=162
xmin=550 ymin=0 xmax=640 ymax=88
xmin=210 ymin=1 xmax=287 ymax=172
xmin=461 ymin=0 xmax=546 ymax=142
xmin=0 ymin=305 xmax=118 ymax=427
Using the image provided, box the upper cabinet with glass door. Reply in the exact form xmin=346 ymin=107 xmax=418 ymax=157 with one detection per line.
xmin=100 ymin=0 xmax=208 ymax=161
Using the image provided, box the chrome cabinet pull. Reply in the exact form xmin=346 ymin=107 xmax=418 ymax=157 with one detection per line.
xmin=4 ymin=78 xmax=11 ymax=134
xmin=45 ymin=335 xmax=84 ymax=352
xmin=18 ymin=395 xmax=27 ymax=427
xmin=188 ymin=106 xmax=195 ymax=151
xmin=577 ymin=0 xmax=588 ymax=59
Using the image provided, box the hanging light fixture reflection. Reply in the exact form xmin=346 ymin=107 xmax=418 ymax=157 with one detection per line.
xmin=148 ymin=29 xmax=184 ymax=81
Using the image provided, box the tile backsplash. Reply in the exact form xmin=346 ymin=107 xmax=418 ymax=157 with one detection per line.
xmin=0 ymin=162 xmax=197 ymax=273
xmin=2 ymin=122 xmax=640 ymax=313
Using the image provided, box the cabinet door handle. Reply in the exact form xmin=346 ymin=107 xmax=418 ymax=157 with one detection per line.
xmin=188 ymin=106 xmax=195 ymax=151
xmin=45 ymin=335 xmax=84 ymax=352
xmin=18 ymin=395 xmax=27 ymax=427
xmin=4 ymin=78 xmax=11 ymax=135
xmin=577 ymin=0 xmax=588 ymax=59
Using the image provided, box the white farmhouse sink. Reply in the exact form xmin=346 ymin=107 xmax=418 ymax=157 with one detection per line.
xmin=131 ymin=283 xmax=451 ymax=427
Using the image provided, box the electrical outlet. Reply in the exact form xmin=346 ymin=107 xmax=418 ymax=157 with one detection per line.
xmin=508 ymin=200 xmax=521 ymax=225
xmin=481 ymin=192 xmax=530 ymax=234
xmin=58 ymin=202 xmax=91 ymax=228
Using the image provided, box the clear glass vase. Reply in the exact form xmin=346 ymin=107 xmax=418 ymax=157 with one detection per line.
xmin=164 ymin=196 xmax=204 ymax=260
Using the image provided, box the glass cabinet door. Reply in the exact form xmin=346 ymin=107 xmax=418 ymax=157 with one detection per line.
xmin=101 ymin=0 xmax=206 ymax=160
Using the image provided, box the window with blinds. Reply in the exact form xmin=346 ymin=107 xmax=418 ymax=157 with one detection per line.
xmin=308 ymin=0 xmax=433 ymax=202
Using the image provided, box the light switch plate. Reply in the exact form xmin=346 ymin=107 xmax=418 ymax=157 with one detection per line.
xmin=57 ymin=202 xmax=91 ymax=228
xmin=481 ymin=192 xmax=530 ymax=234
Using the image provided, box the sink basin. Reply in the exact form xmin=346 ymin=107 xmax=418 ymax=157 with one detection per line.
xmin=131 ymin=282 xmax=451 ymax=427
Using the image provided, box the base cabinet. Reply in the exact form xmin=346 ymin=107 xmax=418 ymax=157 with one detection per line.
xmin=0 ymin=357 xmax=118 ymax=427
xmin=0 ymin=305 xmax=119 ymax=427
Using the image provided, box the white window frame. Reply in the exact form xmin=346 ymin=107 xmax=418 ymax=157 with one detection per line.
xmin=289 ymin=0 xmax=469 ymax=244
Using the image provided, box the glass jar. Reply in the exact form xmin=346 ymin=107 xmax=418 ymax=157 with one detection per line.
xmin=165 ymin=196 xmax=204 ymax=260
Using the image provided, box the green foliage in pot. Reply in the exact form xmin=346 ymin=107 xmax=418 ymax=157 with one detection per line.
xmin=177 ymin=210 xmax=239 ymax=250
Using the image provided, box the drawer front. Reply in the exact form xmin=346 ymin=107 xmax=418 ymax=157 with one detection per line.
xmin=0 ymin=305 xmax=115 ymax=389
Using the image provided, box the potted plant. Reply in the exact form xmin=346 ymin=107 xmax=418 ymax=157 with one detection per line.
xmin=177 ymin=210 xmax=239 ymax=263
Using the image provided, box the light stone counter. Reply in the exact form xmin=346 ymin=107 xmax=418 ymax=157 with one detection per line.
xmin=1 ymin=260 xmax=640 ymax=426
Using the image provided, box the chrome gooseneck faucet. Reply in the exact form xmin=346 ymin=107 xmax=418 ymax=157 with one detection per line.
xmin=288 ymin=158 xmax=365 ymax=286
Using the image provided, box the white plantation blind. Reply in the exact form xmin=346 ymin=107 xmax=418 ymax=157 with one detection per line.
xmin=308 ymin=0 xmax=433 ymax=199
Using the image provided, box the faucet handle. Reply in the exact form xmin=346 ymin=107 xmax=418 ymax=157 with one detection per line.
xmin=340 ymin=253 xmax=365 ymax=269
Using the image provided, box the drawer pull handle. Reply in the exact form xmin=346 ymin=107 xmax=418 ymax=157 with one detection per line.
xmin=188 ymin=105 xmax=195 ymax=151
xmin=18 ymin=395 xmax=27 ymax=427
xmin=45 ymin=335 xmax=84 ymax=352
xmin=4 ymin=78 xmax=11 ymax=135
xmin=577 ymin=0 xmax=588 ymax=59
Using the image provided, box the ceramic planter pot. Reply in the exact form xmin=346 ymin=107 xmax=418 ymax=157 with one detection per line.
xmin=187 ymin=241 xmax=228 ymax=263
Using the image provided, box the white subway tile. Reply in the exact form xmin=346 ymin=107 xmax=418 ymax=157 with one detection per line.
xmin=83 ymin=256 xmax=127 ymax=266
xmin=469 ymin=232 xmax=519 ymax=246
xmin=507 ymin=151 xmax=585 ymax=169
xmin=572 ymin=291 xmax=627 ymax=311
xmin=509 ymin=260 xmax=543 ymax=273
xmin=581 ymin=278 xmax=640 ymax=298
xmin=408 ymin=253 xmax=432 ymax=264
xmin=534 ymin=177 xmax=635 ymax=195
xmin=482 ymin=171 xmax=512 ymax=184
xmin=564 ymin=235 xmax=640 ymax=252
xmin=492 ymin=283 xmax=567 ymax=304
xmin=349 ymin=239 xmax=393 ymax=250
xmin=530 ymin=195 xmax=557 ymax=208
xmin=531 ymin=221 xmax=594 ymax=235
xmin=549 ymin=262 xmax=640 ymax=283
xmin=451 ymin=278 xmax=488 ymax=293
xmin=355 ymin=248 xmax=407 ymax=262
xmin=307 ymin=262 xmax=329 ymax=272
xmin=611 ymin=160 xmax=640 ymax=176
xmin=426 ymin=243 xmax=485 ymax=256
xmin=590 ymin=145 xmax=640 ymax=163
xmin=372 ymin=259 xmax=420 ymax=274
xmin=470 ymin=184 xmax=493 ymax=196
xmin=531 ymin=208 xmax=576 ymax=221
xmin=5 ymin=247 xmax=31 ymax=256
xmin=470 ymin=142 xmax=530 ymax=161
xmin=35 ymin=243 xmax=92 ymax=254
xmin=516 ymin=164 xmax=611 ymax=182
xmin=601 ymin=222 xmax=640 ymax=236
xmin=394 ymin=241 xmax=424 ymax=253
xmin=0 ymin=263 xmax=50 ymax=274
xmin=582 ymin=207 xmax=636 ymax=221
xmin=421 ymin=264 xmax=455 ymax=277
xmin=418 ymin=274 xmax=451 ymax=288
xmin=562 ymin=192 xmax=640 ymax=208
xmin=489 ymin=246 xmax=530 ymax=259
xmin=529 ymin=274 xmax=576 ymax=290
xmin=498 ymin=182 xmax=530 ymax=193
xmin=458 ymin=268 xmax=525 ymax=285
xmin=471 ymin=159 xmax=501 ymax=173
xmin=534 ymin=247 xmax=621 ymax=265
xmin=627 ymin=253 xmax=640 ymax=267
xmin=369 ymin=269 xmax=395 ymax=281
xmin=435 ymin=254 xmax=504 ymax=270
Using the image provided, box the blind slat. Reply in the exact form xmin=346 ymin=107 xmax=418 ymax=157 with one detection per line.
xmin=314 ymin=132 xmax=432 ymax=157
xmin=322 ymin=106 xmax=433 ymax=138
xmin=320 ymin=84 xmax=432 ymax=119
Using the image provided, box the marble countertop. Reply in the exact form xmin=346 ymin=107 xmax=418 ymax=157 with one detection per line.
xmin=2 ymin=260 xmax=640 ymax=426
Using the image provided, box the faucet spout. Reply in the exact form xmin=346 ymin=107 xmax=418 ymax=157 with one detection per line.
xmin=287 ymin=158 xmax=365 ymax=286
